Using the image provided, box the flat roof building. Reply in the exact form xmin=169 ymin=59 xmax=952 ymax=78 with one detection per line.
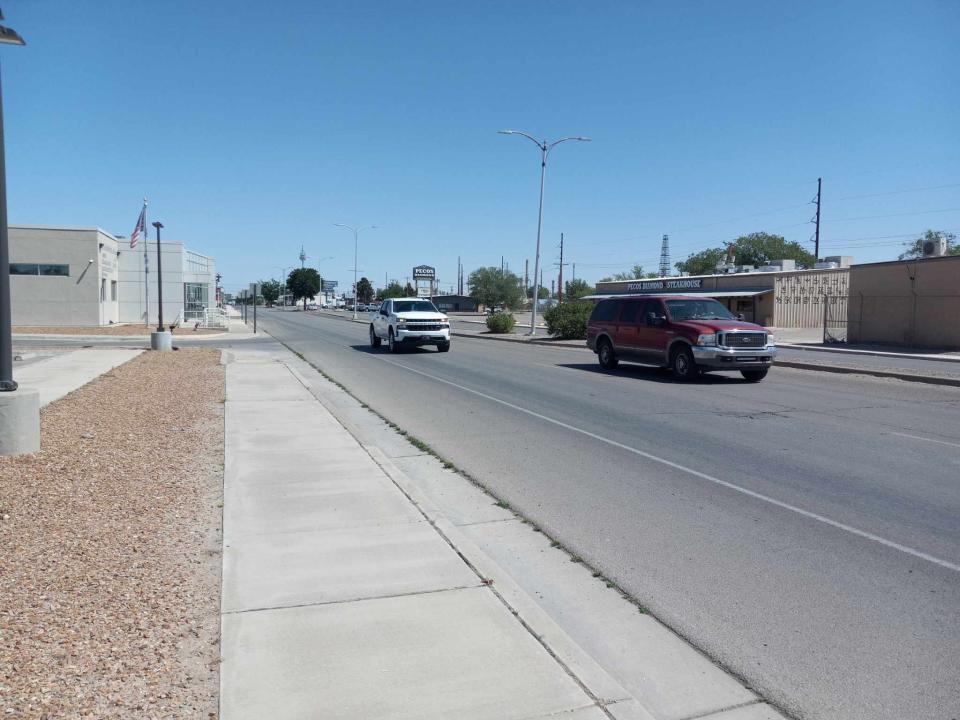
xmin=9 ymin=225 xmax=216 ymax=327
xmin=595 ymin=266 xmax=850 ymax=328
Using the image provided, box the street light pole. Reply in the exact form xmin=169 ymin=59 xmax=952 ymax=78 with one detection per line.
xmin=498 ymin=130 xmax=589 ymax=336
xmin=0 ymin=15 xmax=25 ymax=392
xmin=152 ymin=222 xmax=164 ymax=331
xmin=334 ymin=224 xmax=376 ymax=320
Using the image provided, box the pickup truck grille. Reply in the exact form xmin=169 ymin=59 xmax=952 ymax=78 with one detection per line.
xmin=404 ymin=323 xmax=444 ymax=331
xmin=720 ymin=332 xmax=766 ymax=348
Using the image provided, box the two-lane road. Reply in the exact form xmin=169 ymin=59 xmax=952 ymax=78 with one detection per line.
xmin=259 ymin=309 xmax=960 ymax=720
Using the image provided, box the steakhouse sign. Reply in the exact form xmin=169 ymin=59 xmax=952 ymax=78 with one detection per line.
xmin=626 ymin=278 xmax=703 ymax=291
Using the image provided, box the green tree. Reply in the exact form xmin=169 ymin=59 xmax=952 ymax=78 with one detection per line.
xmin=899 ymin=230 xmax=959 ymax=260
xmin=356 ymin=277 xmax=374 ymax=303
xmin=404 ymin=282 xmax=417 ymax=297
xmin=564 ymin=279 xmax=594 ymax=301
xmin=468 ymin=267 xmax=524 ymax=309
xmin=675 ymin=248 xmax=726 ymax=276
xmin=732 ymin=232 xmax=815 ymax=268
xmin=543 ymin=301 xmax=592 ymax=339
xmin=259 ymin=279 xmax=281 ymax=306
xmin=526 ymin=285 xmax=550 ymax=299
xmin=287 ymin=268 xmax=321 ymax=310
xmin=380 ymin=281 xmax=406 ymax=299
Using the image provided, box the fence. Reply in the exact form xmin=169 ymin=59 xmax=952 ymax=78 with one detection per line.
xmin=823 ymin=295 xmax=848 ymax=343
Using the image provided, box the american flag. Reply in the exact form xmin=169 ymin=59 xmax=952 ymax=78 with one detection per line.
xmin=130 ymin=206 xmax=145 ymax=249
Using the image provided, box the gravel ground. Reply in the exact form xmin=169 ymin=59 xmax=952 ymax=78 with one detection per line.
xmin=0 ymin=348 xmax=225 ymax=719
xmin=12 ymin=327 xmax=226 ymax=336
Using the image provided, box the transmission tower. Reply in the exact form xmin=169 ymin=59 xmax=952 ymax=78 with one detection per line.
xmin=658 ymin=234 xmax=671 ymax=277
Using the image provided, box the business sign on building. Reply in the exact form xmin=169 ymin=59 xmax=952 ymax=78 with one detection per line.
xmin=626 ymin=278 xmax=703 ymax=291
xmin=321 ymin=280 xmax=338 ymax=291
xmin=412 ymin=265 xmax=435 ymax=279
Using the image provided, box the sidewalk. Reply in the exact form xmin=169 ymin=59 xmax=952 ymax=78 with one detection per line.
xmin=11 ymin=347 xmax=143 ymax=406
xmin=220 ymin=342 xmax=789 ymax=720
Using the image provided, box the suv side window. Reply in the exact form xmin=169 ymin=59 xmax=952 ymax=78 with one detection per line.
xmin=590 ymin=299 xmax=622 ymax=322
xmin=645 ymin=300 xmax=666 ymax=325
xmin=619 ymin=300 xmax=643 ymax=324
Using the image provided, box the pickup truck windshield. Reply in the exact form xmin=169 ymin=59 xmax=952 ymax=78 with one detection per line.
xmin=393 ymin=300 xmax=438 ymax=313
xmin=665 ymin=299 xmax=736 ymax=321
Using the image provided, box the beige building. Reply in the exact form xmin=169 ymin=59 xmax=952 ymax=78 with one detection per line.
xmin=595 ymin=267 xmax=850 ymax=328
xmin=847 ymin=255 xmax=960 ymax=349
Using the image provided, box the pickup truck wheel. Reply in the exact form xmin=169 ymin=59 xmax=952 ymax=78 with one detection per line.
xmin=741 ymin=369 xmax=768 ymax=382
xmin=369 ymin=325 xmax=381 ymax=348
xmin=671 ymin=345 xmax=698 ymax=381
xmin=388 ymin=328 xmax=401 ymax=353
xmin=597 ymin=339 xmax=619 ymax=369
xmin=437 ymin=341 xmax=450 ymax=353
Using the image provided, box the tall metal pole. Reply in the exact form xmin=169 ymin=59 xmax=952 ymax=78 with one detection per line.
xmin=530 ymin=144 xmax=547 ymax=334
xmin=153 ymin=222 xmax=164 ymax=331
xmin=814 ymin=177 xmax=822 ymax=261
xmin=143 ymin=198 xmax=149 ymax=326
xmin=352 ymin=228 xmax=358 ymax=319
xmin=253 ymin=283 xmax=257 ymax=333
xmin=0 ymin=68 xmax=14 ymax=390
xmin=557 ymin=232 xmax=564 ymax=304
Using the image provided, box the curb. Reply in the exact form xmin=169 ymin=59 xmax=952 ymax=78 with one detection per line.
xmin=775 ymin=360 xmax=960 ymax=387
xmin=778 ymin=342 xmax=960 ymax=363
xmin=276 ymin=345 xmax=657 ymax=720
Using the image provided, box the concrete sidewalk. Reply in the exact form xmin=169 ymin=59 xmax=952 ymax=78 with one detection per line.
xmin=220 ymin=345 xmax=651 ymax=719
xmin=12 ymin=348 xmax=143 ymax=407
xmin=220 ymin=342 xmax=791 ymax=720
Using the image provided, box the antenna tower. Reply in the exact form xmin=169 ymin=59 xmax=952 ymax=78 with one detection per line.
xmin=658 ymin=234 xmax=671 ymax=277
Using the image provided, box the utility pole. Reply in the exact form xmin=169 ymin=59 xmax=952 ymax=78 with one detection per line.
xmin=299 ymin=245 xmax=307 ymax=268
xmin=814 ymin=177 xmax=822 ymax=261
xmin=556 ymin=232 xmax=568 ymax=303
xmin=152 ymin=222 xmax=165 ymax=331
xmin=524 ymin=259 xmax=529 ymax=298
xmin=501 ymin=255 xmax=504 ymax=275
xmin=572 ymin=262 xmax=576 ymax=282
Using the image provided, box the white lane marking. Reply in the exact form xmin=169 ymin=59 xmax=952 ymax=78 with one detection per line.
xmin=889 ymin=431 xmax=960 ymax=449
xmin=377 ymin=356 xmax=960 ymax=574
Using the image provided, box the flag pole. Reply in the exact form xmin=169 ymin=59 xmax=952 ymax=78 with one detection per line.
xmin=143 ymin=197 xmax=149 ymax=327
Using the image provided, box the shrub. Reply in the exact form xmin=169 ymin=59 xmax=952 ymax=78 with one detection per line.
xmin=486 ymin=312 xmax=516 ymax=333
xmin=543 ymin=301 xmax=591 ymax=339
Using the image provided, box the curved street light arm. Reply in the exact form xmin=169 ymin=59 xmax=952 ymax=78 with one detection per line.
xmin=499 ymin=129 xmax=546 ymax=151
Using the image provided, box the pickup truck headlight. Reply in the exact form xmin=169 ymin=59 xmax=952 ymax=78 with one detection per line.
xmin=696 ymin=333 xmax=717 ymax=346
xmin=766 ymin=334 xmax=775 ymax=346
xmin=396 ymin=318 xmax=407 ymax=325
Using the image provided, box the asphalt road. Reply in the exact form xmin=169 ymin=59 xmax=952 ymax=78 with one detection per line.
xmin=256 ymin=309 xmax=960 ymax=720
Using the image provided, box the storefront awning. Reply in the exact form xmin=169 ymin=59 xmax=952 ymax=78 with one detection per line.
xmin=583 ymin=289 xmax=773 ymax=300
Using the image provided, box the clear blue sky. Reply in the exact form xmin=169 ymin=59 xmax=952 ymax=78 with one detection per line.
xmin=4 ymin=0 xmax=958 ymax=294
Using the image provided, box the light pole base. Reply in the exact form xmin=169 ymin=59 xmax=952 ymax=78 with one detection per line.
xmin=0 ymin=387 xmax=40 ymax=456
xmin=150 ymin=331 xmax=173 ymax=352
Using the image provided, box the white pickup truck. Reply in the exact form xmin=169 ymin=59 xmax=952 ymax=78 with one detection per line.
xmin=370 ymin=298 xmax=451 ymax=353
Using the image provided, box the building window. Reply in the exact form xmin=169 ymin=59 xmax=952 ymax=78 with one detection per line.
xmin=9 ymin=263 xmax=69 ymax=276
xmin=183 ymin=282 xmax=209 ymax=320
xmin=39 ymin=264 xmax=69 ymax=276
xmin=111 ymin=280 xmax=118 ymax=301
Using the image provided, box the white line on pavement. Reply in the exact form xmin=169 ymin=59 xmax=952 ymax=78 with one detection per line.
xmin=377 ymin=355 xmax=960 ymax=575
xmin=888 ymin=431 xmax=960 ymax=449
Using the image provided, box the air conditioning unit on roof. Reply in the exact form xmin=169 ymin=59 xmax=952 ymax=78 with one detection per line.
xmin=922 ymin=236 xmax=948 ymax=257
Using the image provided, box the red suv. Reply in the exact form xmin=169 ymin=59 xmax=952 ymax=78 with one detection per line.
xmin=586 ymin=295 xmax=777 ymax=381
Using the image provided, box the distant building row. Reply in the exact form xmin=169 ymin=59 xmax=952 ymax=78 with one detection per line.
xmin=8 ymin=225 xmax=217 ymax=327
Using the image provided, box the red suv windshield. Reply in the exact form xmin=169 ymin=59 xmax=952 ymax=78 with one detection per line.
xmin=665 ymin=299 xmax=735 ymax=321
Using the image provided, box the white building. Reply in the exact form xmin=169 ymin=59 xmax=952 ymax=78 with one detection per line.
xmin=9 ymin=225 xmax=216 ymax=327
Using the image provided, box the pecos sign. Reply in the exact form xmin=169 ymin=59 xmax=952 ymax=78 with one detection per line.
xmin=626 ymin=278 xmax=702 ymax=291
xmin=412 ymin=265 xmax=436 ymax=280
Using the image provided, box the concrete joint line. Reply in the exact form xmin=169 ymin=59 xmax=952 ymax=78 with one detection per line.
xmin=220 ymin=583 xmax=485 ymax=617
xmin=676 ymin=698 xmax=766 ymax=720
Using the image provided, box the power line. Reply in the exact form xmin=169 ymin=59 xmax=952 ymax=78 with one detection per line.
xmin=831 ymin=182 xmax=960 ymax=203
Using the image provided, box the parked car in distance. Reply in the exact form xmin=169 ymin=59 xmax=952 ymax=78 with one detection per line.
xmin=370 ymin=298 xmax=451 ymax=352
xmin=586 ymin=295 xmax=777 ymax=381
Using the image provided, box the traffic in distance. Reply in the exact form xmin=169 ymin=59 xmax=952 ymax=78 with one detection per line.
xmin=586 ymin=295 xmax=777 ymax=381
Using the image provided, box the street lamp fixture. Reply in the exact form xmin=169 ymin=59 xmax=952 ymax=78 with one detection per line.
xmin=333 ymin=224 xmax=377 ymax=319
xmin=498 ymin=129 xmax=590 ymax=336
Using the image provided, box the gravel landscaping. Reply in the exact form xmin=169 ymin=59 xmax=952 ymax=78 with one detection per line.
xmin=0 ymin=348 xmax=225 ymax=719
xmin=13 ymin=326 xmax=226 ymax=336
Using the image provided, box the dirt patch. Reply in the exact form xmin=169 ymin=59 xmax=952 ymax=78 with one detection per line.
xmin=13 ymin=326 xmax=226 ymax=336
xmin=0 ymin=348 xmax=225 ymax=719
